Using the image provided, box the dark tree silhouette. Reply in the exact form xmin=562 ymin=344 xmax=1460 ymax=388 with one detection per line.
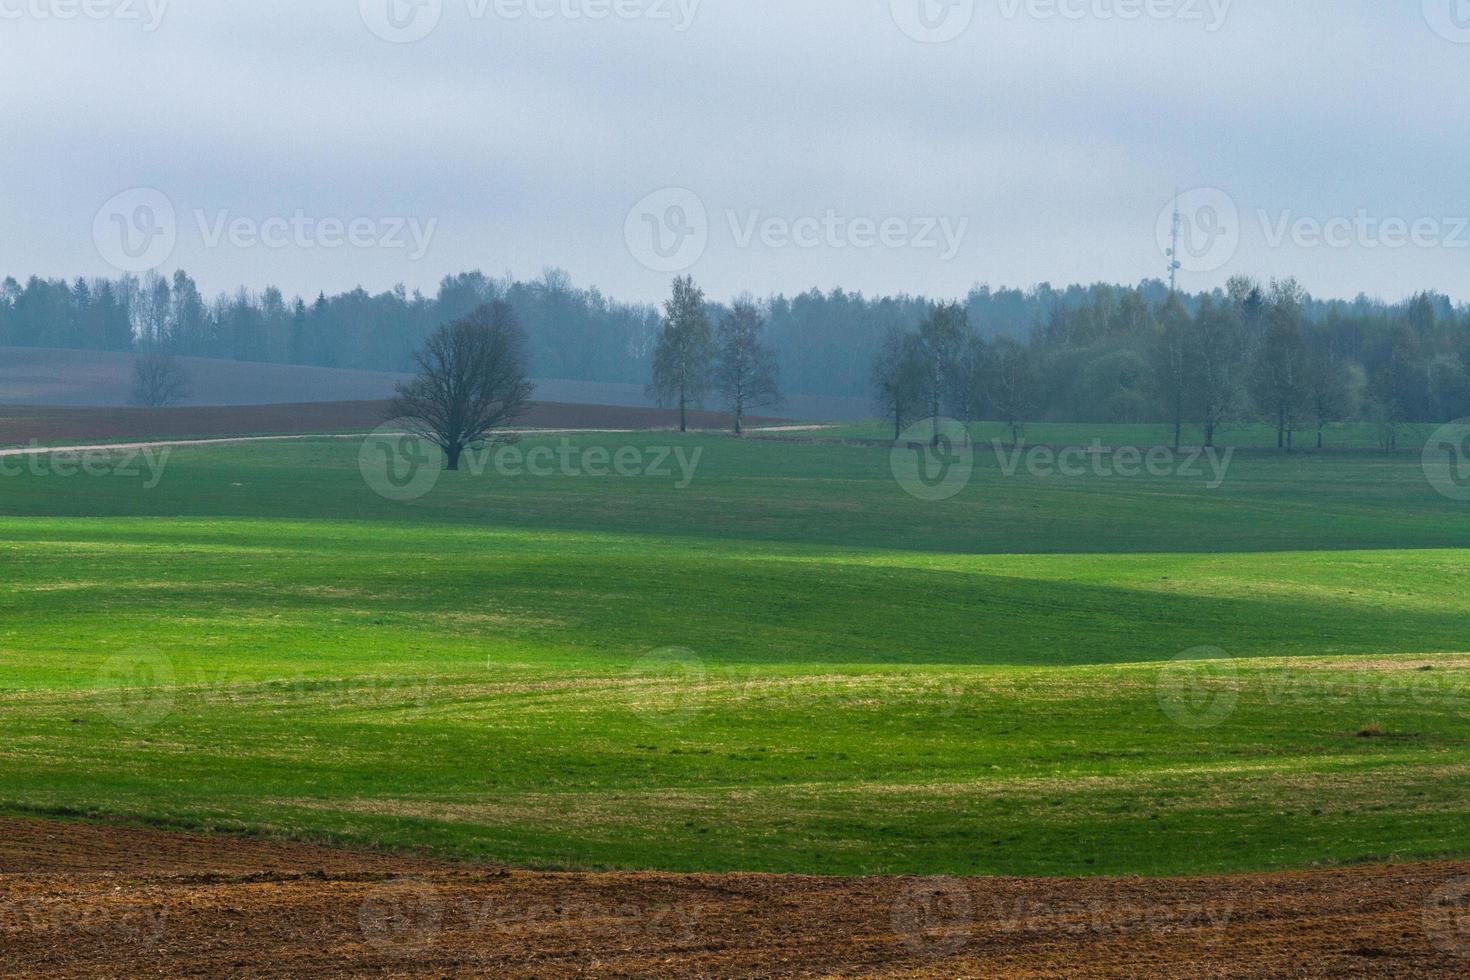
xmin=714 ymin=296 xmax=782 ymax=435
xmin=648 ymin=276 xmax=714 ymax=433
xmin=390 ymin=301 xmax=533 ymax=471
xmin=130 ymin=352 xmax=192 ymax=407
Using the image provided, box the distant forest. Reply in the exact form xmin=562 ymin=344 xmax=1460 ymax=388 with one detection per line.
xmin=0 ymin=268 xmax=1465 ymax=427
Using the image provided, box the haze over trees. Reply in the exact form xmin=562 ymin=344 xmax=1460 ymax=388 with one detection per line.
xmin=3 ymin=265 xmax=1470 ymax=441
xmin=647 ymin=276 xmax=715 ymax=433
xmin=129 ymin=352 xmax=192 ymax=408
xmin=389 ymin=301 xmax=532 ymax=471
xmin=713 ymin=296 xmax=782 ymax=435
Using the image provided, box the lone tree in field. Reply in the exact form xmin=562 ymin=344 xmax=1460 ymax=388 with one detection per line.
xmin=1249 ymin=278 xmax=1310 ymax=451
xmin=390 ymin=301 xmax=533 ymax=471
xmin=130 ymin=352 xmax=192 ymax=407
xmin=648 ymin=276 xmax=714 ymax=433
xmin=1149 ymin=293 xmax=1191 ymax=450
xmin=871 ymin=325 xmax=926 ymax=440
xmin=916 ymin=302 xmax=971 ymax=446
xmin=986 ymin=336 xmax=1037 ymax=446
xmin=714 ymin=296 xmax=782 ymax=435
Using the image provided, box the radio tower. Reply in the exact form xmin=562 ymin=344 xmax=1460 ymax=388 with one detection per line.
xmin=1165 ymin=193 xmax=1183 ymax=294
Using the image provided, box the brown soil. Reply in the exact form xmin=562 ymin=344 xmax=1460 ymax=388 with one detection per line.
xmin=0 ymin=401 xmax=788 ymax=448
xmin=2 ymin=817 xmax=1468 ymax=977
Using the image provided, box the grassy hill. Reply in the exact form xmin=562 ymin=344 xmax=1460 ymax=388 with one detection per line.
xmin=0 ymin=432 xmax=1467 ymax=876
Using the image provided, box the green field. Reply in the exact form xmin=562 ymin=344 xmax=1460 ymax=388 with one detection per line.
xmin=2 ymin=429 xmax=1469 ymax=877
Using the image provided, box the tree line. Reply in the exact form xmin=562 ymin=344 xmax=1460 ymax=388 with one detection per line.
xmin=1 ymin=269 xmax=1466 ymax=439
xmin=871 ymin=276 xmax=1464 ymax=449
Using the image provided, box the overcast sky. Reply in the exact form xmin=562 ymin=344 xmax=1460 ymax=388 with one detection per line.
xmin=2 ymin=1 xmax=1467 ymax=305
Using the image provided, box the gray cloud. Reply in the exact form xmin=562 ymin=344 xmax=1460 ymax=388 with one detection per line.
xmin=2 ymin=0 xmax=1468 ymax=303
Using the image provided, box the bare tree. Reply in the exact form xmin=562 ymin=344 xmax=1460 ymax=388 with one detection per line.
xmin=1249 ymin=278 xmax=1310 ymax=450
xmin=648 ymin=276 xmax=714 ymax=433
xmin=714 ymin=296 xmax=782 ymax=435
xmin=916 ymin=302 xmax=971 ymax=446
xmin=871 ymin=326 xmax=926 ymax=440
xmin=1304 ymin=328 xmax=1357 ymax=449
xmin=389 ymin=301 xmax=533 ymax=471
xmin=130 ymin=352 xmax=192 ymax=407
xmin=1188 ymin=296 xmax=1246 ymax=448
xmin=986 ymin=336 xmax=1037 ymax=446
xmin=1149 ymin=293 xmax=1191 ymax=450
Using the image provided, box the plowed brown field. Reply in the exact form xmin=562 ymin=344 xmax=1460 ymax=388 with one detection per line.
xmin=2 ymin=817 xmax=1468 ymax=977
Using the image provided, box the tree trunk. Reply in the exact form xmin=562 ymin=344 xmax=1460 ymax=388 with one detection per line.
xmin=679 ymin=391 xmax=687 ymax=433
xmin=1173 ymin=416 xmax=1181 ymax=452
xmin=446 ymin=444 xmax=463 ymax=471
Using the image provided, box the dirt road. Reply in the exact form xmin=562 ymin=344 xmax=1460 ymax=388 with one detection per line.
xmin=2 ymin=817 xmax=1468 ymax=977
